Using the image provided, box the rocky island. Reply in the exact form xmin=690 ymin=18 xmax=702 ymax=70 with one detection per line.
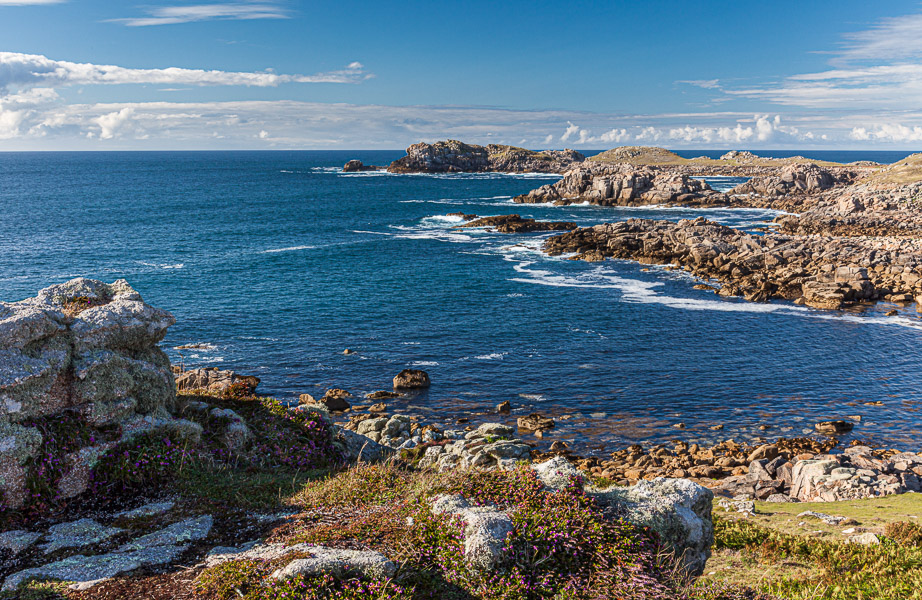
xmin=384 ymin=140 xmax=586 ymax=173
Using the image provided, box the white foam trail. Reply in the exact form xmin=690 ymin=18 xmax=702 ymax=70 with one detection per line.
xmin=174 ymin=342 xmax=218 ymax=351
xmin=422 ymin=215 xmax=466 ymax=224
xmin=137 ymin=261 xmax=184 ymax=270
xmin=509 ymin=261 xmax=922 ymax=329
xmin=411 ymin=360 xmax=439 ymax=366
xmin=261 ymin=245 xmax=316 ymax=254
xmin=474 ymin=352 xmax=507 ymax=360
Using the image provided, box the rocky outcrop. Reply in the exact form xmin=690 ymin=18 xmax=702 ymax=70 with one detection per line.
xmin=0 ymin=278 xmax=192 ymax=509
xmin=387 ymin=140 xmax=584 ymax=173
xmin=543 ymin=217 xmax=922 ymax=308
xmin=342 ymin=160 xmax=384 ymax=172
xmin=343 ymin=417 xmax=532 ymax=471
xmin=729 ymin=163 xmax=858 ymax=199
xmin=514 ymin=164 xmax=730 ymax=207
xmin=173 ymin=367 xmax=260 ymax=394
xmin=776 ymin=180 xmax=922 ymax=237
xmin=596 ymin=478 xmax=714 ymax=576
xmin=430 ymin=494 xmax=513 ymax=570
xmin=3 ymin=514 xmax=213 ymax=591
xmin=457 ymin=214 xmax=577 ymax=233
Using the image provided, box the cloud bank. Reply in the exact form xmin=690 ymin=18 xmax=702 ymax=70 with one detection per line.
xmin=0 ymin=52 xmax=370 ymax=93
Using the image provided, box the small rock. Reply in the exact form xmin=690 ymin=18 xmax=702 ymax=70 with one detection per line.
xmin=496 ymin=401 xmax=511 ymax=414
xmin=814 ymin=420 xmax=854 ymax=435
xmin=393 ymin=369 xmax=431 ymax=390
xmin=271 ymin=547 xmax=395 ymax=580
xmin=114 ymin=501 xmax=175 ymax=520
xmin=343 ymin=349 xmax=355 ymax=355
xmin=430 ymin=495 xmax=513 ymax=570
xmin=366 ymin=390 xmax=400 ymax=400
xmin=517 ymin=413 xmax=555 ymax=432
xmin=41 ymin=518 xmax=124 ymax=554
xmin=0 ymin=530 xmax=41 ymax=555
xmin=321 ymin=389 xmax=352 ymax=412
xmin=847 ymin=532 xmax=880 ymax=545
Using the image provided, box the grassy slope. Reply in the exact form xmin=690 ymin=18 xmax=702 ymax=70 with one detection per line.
xmin=586 ymin=146 xmax=849 ymax=168
xmin=860 ymin=153 xmax=922 ymax=186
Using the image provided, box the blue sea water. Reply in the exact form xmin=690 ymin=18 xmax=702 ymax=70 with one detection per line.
xmin=1 ymin=150 xmax=921 ymax=453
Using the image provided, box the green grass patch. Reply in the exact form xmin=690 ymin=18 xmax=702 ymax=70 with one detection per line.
xmin=705 ymin=516 xmax=922 ymax=599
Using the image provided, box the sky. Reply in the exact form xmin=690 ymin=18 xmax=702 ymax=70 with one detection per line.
xmin=1 ymin=0 xmax=922 ymax=150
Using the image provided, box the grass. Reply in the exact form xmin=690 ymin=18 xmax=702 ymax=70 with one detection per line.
xmin=700 ymin=495 xmax=922 ymax=599
xmin=708 ymin=517 xmax=922 ymax=599
xmin=860 ymin=152 xmax=922 ymax=186
xmin=724 ymin=493 xmax=922 ymax=538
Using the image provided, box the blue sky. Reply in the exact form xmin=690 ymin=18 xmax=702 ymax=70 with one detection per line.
xmin=1 ymin=0 xmax=921 ymax=149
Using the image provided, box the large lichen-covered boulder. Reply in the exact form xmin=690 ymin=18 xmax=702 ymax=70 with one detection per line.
xmin=595 ymin=478 xmax=714 ymax=576
xmin=0 ymin=278 xmax=182 ymax=508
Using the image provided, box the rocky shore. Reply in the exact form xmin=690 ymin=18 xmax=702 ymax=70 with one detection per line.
xmin=385 ymin=140 xmax=585 ymax=173
xmin=474 ymin=144 xmax=922 ymax=312
xmin=543 ymin=217 xmax=922 ymax=308
xmin=4 ymin=279 xmax=921 ymax=598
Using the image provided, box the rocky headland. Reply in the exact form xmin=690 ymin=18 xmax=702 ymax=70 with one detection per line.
xmin=495 ymin=145 xmax=922 ymax=312
xmin=514 ymin=163 xmax=733 ymax=207
xmin=386 ymin=140 xmax=585 ymax=173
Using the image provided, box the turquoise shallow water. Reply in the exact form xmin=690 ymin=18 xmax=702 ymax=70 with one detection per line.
xmin=1 ymin=150 xmax=921 ymax=453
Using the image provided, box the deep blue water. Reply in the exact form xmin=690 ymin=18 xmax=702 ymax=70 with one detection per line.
xmin=1 ymin=150 xmax=921 ymax=453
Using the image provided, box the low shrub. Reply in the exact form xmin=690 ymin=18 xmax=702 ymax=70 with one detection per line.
xmin=885 ymin=520 xmax=922 ymax=547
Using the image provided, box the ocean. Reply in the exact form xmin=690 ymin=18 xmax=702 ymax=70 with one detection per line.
xmin=1 ymin=150 xmax=920 ymax=454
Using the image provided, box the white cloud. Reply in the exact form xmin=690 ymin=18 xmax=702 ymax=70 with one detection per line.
xmin=95 ymin=107 xmax=134 ymax=139
xmin=111 ymin=1 xmax=289 ymax=27
xmin=542 ymin=134 xmax=553 ymax=145
xmin=850 ymin=123 xmax=922 ymax=143
xmin=0 ymin=52 xmax=371 ymax=93
xmin=0 ymin=96 xmax=916 ymax=150
xmin=560 ymin=121 xmax=580 ymax=142
xmin=598 ymin=128 xmax=630 ymax=143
